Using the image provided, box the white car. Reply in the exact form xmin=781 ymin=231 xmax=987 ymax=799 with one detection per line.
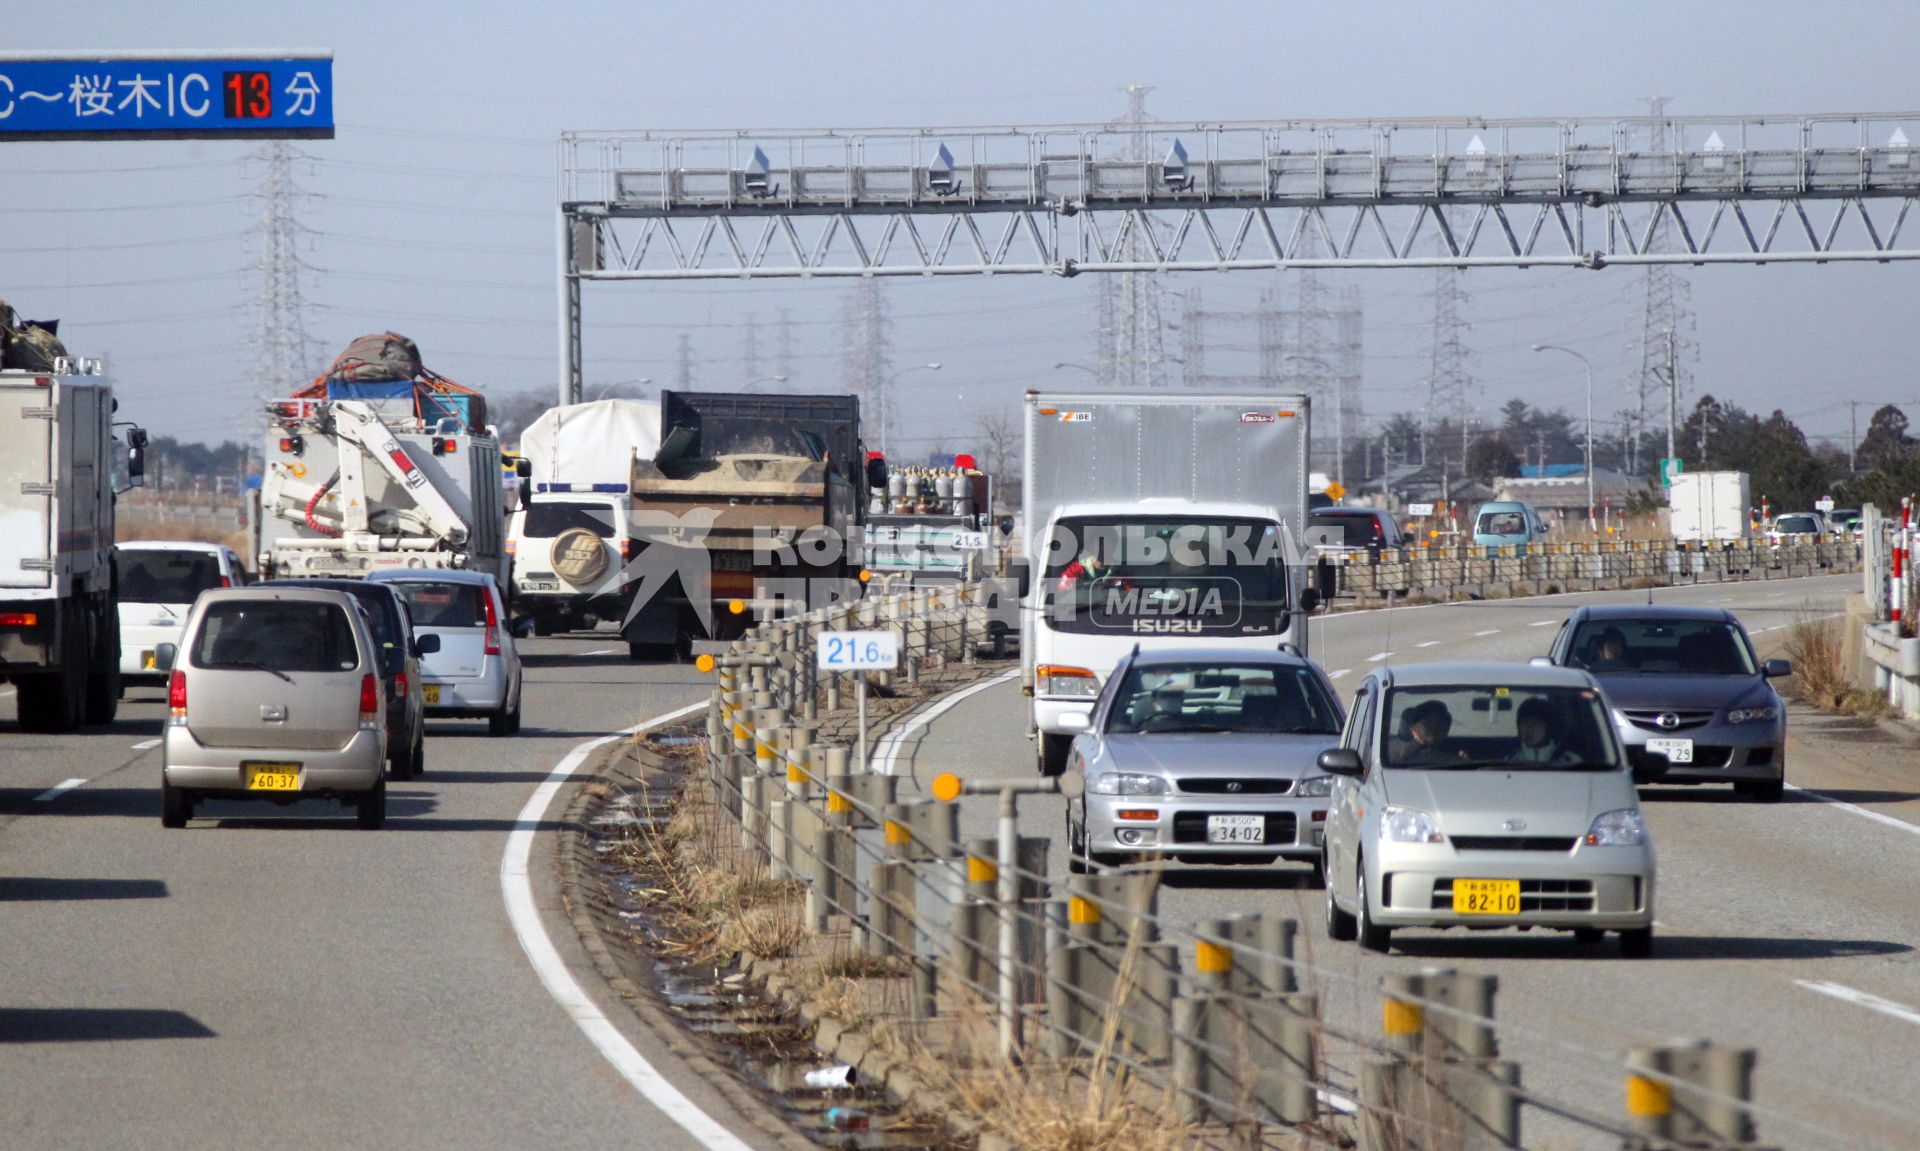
xmin=117 ymin=541 xmax=248 ymax=684
xmin=365 ymin=570 xmax=524 ymax=735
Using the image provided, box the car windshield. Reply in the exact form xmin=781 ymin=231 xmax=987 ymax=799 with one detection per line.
xmin=121 ymin=550 xmax=221 ymax=604
xmin=522 ymin=501 xmax=618 ymax=539
xmin=1567 ymin=618 xmax=1756 ymax=676
xmin=387 ymin=582 xmax=488 ymax=628
xmin=1382 ymin=685 xmax=1618 ymax=770
xmin=1310 ymin=513 xmax=1384 ymax=548
xmin=191 ymin=601 xmax=359 ymax=673
xmin=1775 ymin=516 xmax=1818 ymax=533
xmin=1476 ymin=511 xmax=1526 ymax=536
xmin=1106 ymin=663 xmax=1343 ymax=736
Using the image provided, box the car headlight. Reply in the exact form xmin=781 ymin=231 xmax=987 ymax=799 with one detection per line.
xmin=1295 ymin=775 xmax=1335 ymax=797
xmin=1037 ymin=665 xmax=1099 ymax=698
xmin=1726 ymin=705 xmax=1780 ymax=724
xmin=1091 ymin=772 xmax=1170 ymax=796
xmin=1381 ymin=805 xmax=1443 ymax=844
xmin=1585 ymin=808 xmax=1648 ymax=846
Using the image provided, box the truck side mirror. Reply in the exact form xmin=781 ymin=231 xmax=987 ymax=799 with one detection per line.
xmin=516 ymin=459 xmax=532 ymax=479
xmin=125 ymin=426 xmax=148 ymax=486
xmin=1298 ymin=587 xmax=1323 ymax=614
xmin=865 ymin=455 xmax=888 ymax=490
xmin=153 ymin=642 xmax=177 ymax=673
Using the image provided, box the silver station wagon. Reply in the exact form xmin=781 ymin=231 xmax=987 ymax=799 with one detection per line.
xmin=1320 ymin=662 xmax=1657 ymax=957
xmin=157 ymin=587 xmax=389 ymax=829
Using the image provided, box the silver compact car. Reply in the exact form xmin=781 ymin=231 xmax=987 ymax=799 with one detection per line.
xmin=1547 ymin=605 xmax=1789 ymax=801
xmin=1320 ymin=662 xmax=1656 ymax=957
xmin=158 ymin=587 xmax=389 ymax=829
xmin=365 ymin=570 xmax=523 ymax=735
xmin=1063 ymin=648 xmax=1346 ymax=877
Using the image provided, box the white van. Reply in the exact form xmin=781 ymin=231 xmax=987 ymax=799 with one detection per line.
xmin=117 ymin=541 xmax=248 ymax=685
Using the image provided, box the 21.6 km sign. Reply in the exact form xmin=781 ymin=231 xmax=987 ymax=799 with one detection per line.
xmin=0 ymin=50 xmax=333 ymax=141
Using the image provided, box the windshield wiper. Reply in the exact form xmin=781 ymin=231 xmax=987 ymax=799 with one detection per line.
xmin=221 ymin=660 xmax=296 ymax=685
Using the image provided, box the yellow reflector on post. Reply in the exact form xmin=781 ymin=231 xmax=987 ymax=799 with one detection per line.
xmin=728 ymin=599 xmax=746 ymax=615
xmin=967 ymin=856 xmax=997 ymax=884
xmin=1626 ymin=1074 xmax=1673 ymax=1117
xmin=695 ymin=653 xmax=715 ymax=673
xmin=1383 ymin=1000 xmax=1424 ymax=1036
xmin=827 ymin=790 xmax=851 ymax=814
xmin=787 ymin=762 xmax=806 ymax=784
xmin=932 ymin=772 xmax=963 ymax=802
xmin=1195 ymin=939 xmax=1233 ymax=974
xmin=884 ymin=820 xmax=910 ymax=846
xmin=1068 ymin=896 xmax=1101 ymax=925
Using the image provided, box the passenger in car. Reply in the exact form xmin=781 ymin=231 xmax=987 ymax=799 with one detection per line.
xmin=1512 ymin=698 xmax=1581 ymax=765
xmin=1390 ymin=700 xmax=1468 ymax=765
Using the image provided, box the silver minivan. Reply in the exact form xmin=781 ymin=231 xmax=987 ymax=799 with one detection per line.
xmin=158 ymin=587 xmax=389 ymax=828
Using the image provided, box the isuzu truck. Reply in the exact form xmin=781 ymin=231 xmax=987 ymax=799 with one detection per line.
xmin=1021 ymin=390 xmax=1316 ymax=774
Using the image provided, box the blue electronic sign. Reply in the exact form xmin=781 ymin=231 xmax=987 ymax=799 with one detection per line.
xmin=0 ymin=51 xmax=332 ymax=141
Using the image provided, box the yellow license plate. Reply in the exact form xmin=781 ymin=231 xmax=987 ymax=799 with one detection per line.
xmin=141 ymin=650 xmax=156 ymax=670
xmin=244 ymin=764 xmax=302 ymax=791
xmin=1452 ymin=879 xmax=1521 ymax=915
xmin=424 ymin=684 xmax=441 ymax=705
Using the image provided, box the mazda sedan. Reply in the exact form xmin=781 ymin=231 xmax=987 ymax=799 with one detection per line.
xmin=1320 ymin=662 xmax=1656 ymax=957
xmin=1062 ymin=648 xmax=1346 ymax=878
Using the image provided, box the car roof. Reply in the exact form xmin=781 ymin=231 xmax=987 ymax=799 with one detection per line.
xmin=118 ymin=540 xmax=229 ymax=554
xmin=1574 ymin=604 xmax=1734 ymax=624
xmin=194 ymin=586 xmax=361 ymax=608
xmin=259 ymin=578 xmax=403 ymax=604
xmin=1312 ymin=507 xmax=1384 ymax=518
xmin=1124 ymin=645 xmax=1317 ymax=670
xmin=363 ymin=569 xmax=497 ymax=587
xmin=1375 ymin=660 xmax=1597 ymax=689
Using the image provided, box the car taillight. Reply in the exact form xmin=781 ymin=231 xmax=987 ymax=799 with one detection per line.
xmin=359 ymin=673 xmax=380 ymax=727
xmin=168 ymin=670 xmax=188 ymax=724
xmin=394 ymin=672 xmax=408 ymax=698
xmin=219 ymin=576 xmax=232 ymax=589
xmin=0 ymin=612 xmax=37 ymax=628
xmin=621 ymin=538 xmax=634 ymax=561
xmin=483 ymin=591 xmax=501 ymax=656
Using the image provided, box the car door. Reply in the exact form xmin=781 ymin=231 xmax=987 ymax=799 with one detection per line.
xmin=1329 ymin=683 xmax=1375 ymax=887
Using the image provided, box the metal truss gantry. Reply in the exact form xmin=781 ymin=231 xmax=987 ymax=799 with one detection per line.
xmin=556 ymin=111 xmax=1920 ymax=399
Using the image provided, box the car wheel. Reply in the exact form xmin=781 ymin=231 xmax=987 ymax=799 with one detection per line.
xmin=1618 ymin=926 xmax=1655 ymax=958
xmin=410 ymin=728 xmax=426 ymax=776
xmin=488 ymin=700 xmax=514 ymax=736
xmin=533 ymin=617 xmax=554 ymax=637
xmin=1356 ymin=863 xmax=1392 ymax=954
xmin=161 ymin=780 xmax=192 ymax=829
xmin=356 ymin=778 xmax=387 ymax=829
xmin=1736 ymin=777 xmax=1784 ymax=803
xmin=1573 ymin=927 xmax=1605 ymax=946
xmin=1306 ymin=854 xmax=1327 ymax=890
xmin=1037 ymin=733 xmax=1071 ymax=778
xmin=1325 ymin=851 xmax=1357 ymax=941
xmin=1067 ymin=809 xmax=1089 ymax=875
xmin=505 ymin=687 xmax=523 ymax=734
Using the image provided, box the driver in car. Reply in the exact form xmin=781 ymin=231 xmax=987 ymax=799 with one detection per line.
xmin=1389 ymin=700 xmax=1468 ymax=765
xmin=1139 ymin=685 xmax=1187 ymax=732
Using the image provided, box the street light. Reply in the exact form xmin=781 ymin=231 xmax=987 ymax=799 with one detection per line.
xmin=1052 ymin=361 xmax=1099 ymax=379
xmin=740 ymin=373 xmax=789 ymax=393
xmin=1531 ymin=344 xmax=1595 ymax=533
xmin=589 ymin=376 xmax=651 ymax=401
xmin=880 ymin=362 xmax=941 ymax=454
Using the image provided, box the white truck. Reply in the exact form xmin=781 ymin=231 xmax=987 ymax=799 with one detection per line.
xmin=1021 ymin=389 xmax=1316 ymax=775
xmin=256 ymin=398 xmax=511 ymax=584
xmin=507 ymin=399 xmax=660 ymax=639
xmin=1 ymin=356 xmax=146 ymax=732
xmin=1668 ymin=470 xmax=1751 ymax=543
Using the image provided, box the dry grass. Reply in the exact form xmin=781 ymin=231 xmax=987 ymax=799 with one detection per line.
xmin=116 ymin=518 xmax=248 ymax=551
xmin=1784 ymin=611 xmax=1888 ymax=717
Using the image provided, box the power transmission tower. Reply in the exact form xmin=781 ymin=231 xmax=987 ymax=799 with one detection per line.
xmin=742 ymin=312 xmax=762 ymax=384
xmin=247 ymin=141 xmax=322 ymax=400
xmin=841 ymin=278 xmax=894 ymax=450
xmin=675 ymin=332 xmax=695 ymax=389
xmin=1334 ymin=285 xmax=1365 ymax=483
xmin=776 ymin=308 xmax=797 ymax=384
xmin=1423 ymin=268 xmax=1474 ymax=473
xmin=1094 ymin=84 xmax=1175 ymax=388
xmin=1624 ymin=96 xmax=1697 ymax=475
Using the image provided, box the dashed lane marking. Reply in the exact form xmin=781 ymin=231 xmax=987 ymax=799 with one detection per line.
xmin=583 ymin=648 xmax=616 ymax=656
xmin=1366 ymin=651 xmax=1393 ymax=662
xmin=1416 ymin=641 xmax=1440 ymax=649
xmin=1797 ymin=980 xmax=1920 ymax=1028
xmin=1474 ymin=629 xmax=1501 ymax=637
xmin=130 ymin=738 xmax=161 ymax=750
xmin=1329 ymin=669 xmax=1351 ymax=680
xmin=1530 ymin=619 xmax=1559 ymax=627
xmin=33 ymin=778 xmax=87 ymax=802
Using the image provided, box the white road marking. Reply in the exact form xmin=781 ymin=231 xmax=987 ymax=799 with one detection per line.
xmin=874 ymin=670 xmax=1020 ymax=777
xmin=130 ymin=738 xmax=161 ymax=750
xmin=1788 ymin=784 xmax=1920 ymax=839
xmin=1415 ymin=641 xmax=1440 ymax=649
xmin=1530 ymin=619 xmax=1559 ymax=627
xmin=502 ymin=700 xmax=757 ymax=1151
xmin=583 ymin=648 xmax=616 ymax=657
xmin=1329 ymin=669 xmax=1351 ymax=680
xmin=1474 ymin=629 xmax=1501 ymax=637
xmin=1366 ymin=651 xmax=1392 ymax=662
xmin=1797 ymin=980 xmax=1920 ymax=1028
xmin=33 ymin=778 xmax=87 ymax=802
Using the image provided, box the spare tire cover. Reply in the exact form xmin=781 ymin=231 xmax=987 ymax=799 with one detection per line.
xmin=550 ymin=528 xmax=610 ymax=587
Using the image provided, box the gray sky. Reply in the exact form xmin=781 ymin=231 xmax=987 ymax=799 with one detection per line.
xmin=10 ymin=0 xmax=1917 ymax=456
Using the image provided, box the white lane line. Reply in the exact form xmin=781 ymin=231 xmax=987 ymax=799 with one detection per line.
xmin=502 ymin=700 xmax=757 ymax=1151
xmin=1796 ymin=980 xmax=1920 ymax=1028
xmin=583 ymin=648 xmax=616 ymax=657
xmin=1329 ymin=669 xmax=1351 ymax=680
xmin=1474 ymin=629 xmax=1501 ymax=637
xmin=1529 ymin=619 xmax=1559 ymax=627
xmin=130 ymin=738 xmax=161 ymax=750
xmin=873 ymin=670 xmax=1020 ymax=777
xmin=1415 ymin=641 xmax=1440 ymax=649
xmin=1788 ymin=784 xmax=1920 ymax=839
xmin=1366 ymin=651 xmax=1393 ymax=662
xmin=33 ymin=778 xmax=88 ymax=802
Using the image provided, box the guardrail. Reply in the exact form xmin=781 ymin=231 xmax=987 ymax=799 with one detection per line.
xmin=676 ymin=581 xmax=1860 ymax=1151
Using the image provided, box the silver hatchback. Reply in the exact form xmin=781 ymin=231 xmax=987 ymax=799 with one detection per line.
xmin=158 ymin=587 xmax=388 ymax=828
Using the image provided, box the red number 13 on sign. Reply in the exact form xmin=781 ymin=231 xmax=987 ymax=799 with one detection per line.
xmin=223 ymin=71 xmax=272 ymax=119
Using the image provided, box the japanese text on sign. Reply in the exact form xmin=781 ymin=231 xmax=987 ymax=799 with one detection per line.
xmin=0 ymin=53 xmax=333 ymax=140
xmin=816 ymin=630 xmax=899 ymax=671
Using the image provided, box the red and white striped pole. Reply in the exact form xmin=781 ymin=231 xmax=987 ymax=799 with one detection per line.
xmin=1895 ymin=497 xmax=1911 ymax=627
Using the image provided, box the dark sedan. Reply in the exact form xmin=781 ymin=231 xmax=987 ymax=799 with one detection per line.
xmin=1545 ymin=605 xmax=1789 ymax=802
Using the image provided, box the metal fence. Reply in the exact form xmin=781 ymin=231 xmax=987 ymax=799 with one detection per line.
xmin=676 ymin=580 xmax=1870 ymax=1151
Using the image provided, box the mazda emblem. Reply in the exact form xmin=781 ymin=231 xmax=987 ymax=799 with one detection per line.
xmin=1656 ymin=713 xmax=1680 ymax=730
xmin=1225 ymin=781 xmax=1243 ymax=793
xmin=1502 ymin=817 xmax=1527 ymax=832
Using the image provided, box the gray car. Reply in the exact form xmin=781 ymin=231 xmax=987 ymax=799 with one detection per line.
xmin=1062 ymin=648 xmax=1346 ymax=877
xmin=1320 ymin=661 xmax=1657 ymax=956
xmin=1546 ymin=605 xmax=1789 ymax=802
xmin=157 ymin=587 xmax=389 ymax=829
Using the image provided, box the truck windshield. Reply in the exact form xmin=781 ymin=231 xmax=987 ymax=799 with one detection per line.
xmin=121 ymin=550 xmax=222 ymax=604
xmin=522 ymin=502 xmax=618 ymax=539
xmin=1042 ymin=516 xmax=1289 ymax=637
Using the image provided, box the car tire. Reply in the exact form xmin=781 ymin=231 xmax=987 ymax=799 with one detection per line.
xmin=1356 ymin=863 xmax=1392 ymax=954
xmin=160 ymin=780 xmax=192 ymax=829
xmin=1325 ymin=849 xmax=1357 ymax=941
xmin=488 ymin=694 xmax=517 ymax=737
xmin=356 ymin=778 xmax=387 ymax=829
xmin=1736 ymin=777 xmax=1784 ymax=803
xmin=506 ymin=688 xmax=523 ymax=734
xmin=1067 ymin=810 xmax=1089 ymax=875
xmin=410 ymin=728 xmax=425 ymax=776
xmin=1618 ymin=926 xmax=1655 ymax=958
xmin=533 ymin=617 xmax=554 ymax=637
xmin=1306 ymin=854 xmax=1327 ymax=890
xmin=84 ymin=606 xmax=120 ymax=726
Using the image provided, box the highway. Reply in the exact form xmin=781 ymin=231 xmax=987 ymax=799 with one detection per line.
xmin=0 ymin=637 xmax=734 ymax=1151
xmin=882 ymin=573 xmax=1920 ymax=1151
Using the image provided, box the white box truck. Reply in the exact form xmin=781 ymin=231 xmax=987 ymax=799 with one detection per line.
xmin=1668 ymin=471 xmax=1751 ymax=543
xmin=1021 ymin=390 xmax=1316 ymax=775
xmin=1 ymin=356 xmax=145 ymax=732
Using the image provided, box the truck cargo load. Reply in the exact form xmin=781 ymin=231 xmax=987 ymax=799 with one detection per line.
xmin=1669 ymin=471 xmax=1751 ymax=543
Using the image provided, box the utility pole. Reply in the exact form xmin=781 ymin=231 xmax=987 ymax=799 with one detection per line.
xmin=1665 ymin=326 xmax=1678 ymax=468
xmin=1850 ymin=400 xmax=1859 ymax=473
xmin=776 ymin=308 xmax=797 ymax=384
xmin=742 ymin=312 xmax=762 ymax=386
xmin=675 ymin=333 xmax=694 ymax=389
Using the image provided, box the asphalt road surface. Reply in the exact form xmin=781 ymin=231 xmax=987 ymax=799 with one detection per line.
xmin=0 ymin=635 xmax=728 ymax=1151
xmin=881 ymin=573 xmax=1920 ymax=1151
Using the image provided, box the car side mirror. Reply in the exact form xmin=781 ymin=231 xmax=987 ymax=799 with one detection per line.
xmin=413 ymin=634 xmax=441 ymax=656
xmin=1529 ymin=656 xmax=1554 ymax=667
xmin=1762 ymin=658 xmax=1791 ymax=678
xmin=1298 ymin=587 xmax=1323 ymax=614
xmin=1316 ymin=747 xmax=1363 ymax=776
xmin=1057 ymin=709 xmax=1092 ymax=733
xmin=153 ymin=642 xmax=177 ymax=673
xmin=865 ymin=455 xmax=888 ymax=490
xmin=998 ymin=514 xmax=1015 ymax=537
